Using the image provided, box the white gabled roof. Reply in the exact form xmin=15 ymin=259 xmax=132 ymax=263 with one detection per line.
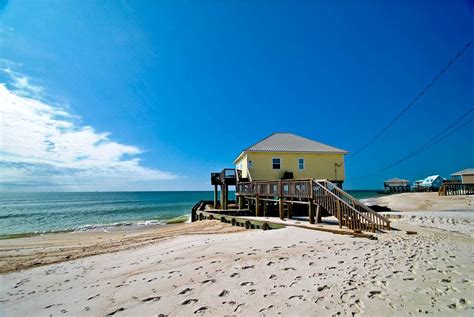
xmin=421 ymin=175 xmax=441 ymax=185
xmin=451 ymin=168 xmax=474 ymax=176
xmin=244 ymin=133 xmax=348 ymax=154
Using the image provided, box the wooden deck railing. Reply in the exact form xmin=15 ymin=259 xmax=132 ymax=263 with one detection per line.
xmin=439 ymin=183 xmax=474 ymax=196
xmin=315 ymin=180 xmax=390 ymax=230
xmin=236 ymin=179 xmax=390 ymax=232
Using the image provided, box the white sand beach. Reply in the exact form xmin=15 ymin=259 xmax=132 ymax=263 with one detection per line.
xmin=1 ymin=194 xmax=473 ymax=316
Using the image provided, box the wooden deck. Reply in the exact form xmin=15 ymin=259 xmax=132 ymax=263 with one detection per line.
xmin=236 ymin=179 xmax=390 ymax=232
xmin=439 ymin=183 xmax=474 ymax=196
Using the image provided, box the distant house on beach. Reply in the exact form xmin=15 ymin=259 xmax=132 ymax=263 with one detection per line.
xmin=450 ymin=168 xmax=474 ymax=184
xmin=233 ymin=132 xmax=348 ymax=187
xmin=417 ymin=175 xmax=443 ymax=191
xmin=412 ymin=179 xmax=424 ymax=191
xmin=383 ymin=178 xmax=410 ymax=193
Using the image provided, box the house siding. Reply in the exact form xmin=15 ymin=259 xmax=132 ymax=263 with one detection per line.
xmin=235 ymin=151 xmax=345 ymax=181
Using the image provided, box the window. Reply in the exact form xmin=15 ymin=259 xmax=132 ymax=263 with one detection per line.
xmin=298 ymin=158 xmax=304 ymax=170
xmin=272 ymin=157 xmax=281 ymax=170
xmin=248 ymin=160 xmax=253 ymax=168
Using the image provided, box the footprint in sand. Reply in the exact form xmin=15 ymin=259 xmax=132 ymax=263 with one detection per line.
xmin=234 ymin=303 xmax=246 ymax=313
xmin=259 ymin=305 xmax=275 ymax=313
xmin=182 ymin=299 xmax=198 ymax=305
xmin=218 ymin=290 xmax=229 ymax=297
xmin=178 ymin=288 xmax=193 ymax=295
xmin=142 ymin=296 xmax=161 ymax=302
xmin=106 ymin=307 xmax=125 ymax=316
xmin=202 ymin=279 xmax=216 ymax=284
xmin=230 ymin=273 xmax=239 ymax=278
xmin=240 ymin=281 xmax=254 ymax=286
xmin=194 ymin=306 xmax=208 ymax=314
xmin=366 ymin=290 xmax=383 ymax=299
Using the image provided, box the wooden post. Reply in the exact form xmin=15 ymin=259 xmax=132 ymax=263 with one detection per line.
xmin=279 ymin=180 xmax=284 ymax=220
xmin=223 ymin=184 xmax=228 ymax=210
xmin=337 ymin=200 xmax=342 ymax=228
xmin=238 ymin=195 xmax=244 ymax=210
xmin=255 ymin=194 xmax=261 ymax=217
xmin=309 ymin=199 xmax=315 ymax=224
xmin=263 ymin=200 xmax=268 ymax=217
xmin=315 ymin=203 xmax=322 ymax=223
xmin=219 ymin=184 xmax=224 ymax=210
xmin=288 ymin=202 xmax=292 ymax=219
xmin=214 ymin=184 xmax=218 ymax=208
xmin=279 ymin=198 xmax=284 ymax=220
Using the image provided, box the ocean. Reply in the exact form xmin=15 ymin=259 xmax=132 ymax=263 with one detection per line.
xmin=0 ymin=190 xmax=384 ymax=237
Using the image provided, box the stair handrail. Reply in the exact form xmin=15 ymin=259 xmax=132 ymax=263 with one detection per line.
xmin=316 ymin=180 xmax=390 ymax=227
xmin=311 ymin=180 xmax=378 ymax=231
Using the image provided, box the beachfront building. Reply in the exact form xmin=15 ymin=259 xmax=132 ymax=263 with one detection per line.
xmin=383 ymin=178 xmax=410 ymax=193
xmin=451 ymin=168 xmax=474 ymax=184
xmin=412 ymin=179 xmax=424 ymax=191
xmin=233 ymin=132 xmax=348 ymax=187
xmin=418 ymin=175 xmax=443 ymax=191
xmin=202 ymin=132 xmax=391 ymax=233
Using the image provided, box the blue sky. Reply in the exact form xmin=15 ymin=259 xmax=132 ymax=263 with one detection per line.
xmin=0 ymin=0 xmax=473 ymax=191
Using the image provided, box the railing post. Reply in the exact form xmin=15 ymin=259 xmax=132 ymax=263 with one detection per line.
xmin=279 ymin=180 xmax=284 ymax=220
xmin=337 ymin=200 xmax=342 ymax=228
xmin=255 ymin=194 xmax=261 ymax=217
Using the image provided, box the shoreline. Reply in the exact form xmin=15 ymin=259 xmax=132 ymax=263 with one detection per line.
xmin=1 ymin=193 xmax=473 ymax=315
xmin=0 ymin=214 xmax=191 ymax=240
xmin=0 ymin=221 xmax=245 ymax=274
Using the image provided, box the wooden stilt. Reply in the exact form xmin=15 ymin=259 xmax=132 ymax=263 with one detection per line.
xmin=263 ymin=201 xmax=268 ymax=217
xmin=224 ymin=184 xmax=229 ymax=210
xmin=309 ymin=200 xmax=315 ymax=224
xmin=219 ymin=184 xmax=224 ymax=210
xmin=288 ymin=202 xmax=292 ymax=219
xmin=255 ymin=194 xmax=261 ymax=217
xmin=315 ymin=204 xmax=322 ymax=223
xmin=238 ymin=195 xmax=244 ymax=210
xmin=337 ymin=200 xmax=342 ymax=228
xmin=279 ymin=198 xmax=284 ymax=220
xmin=213 ymin=184 xmax=218 ymax=208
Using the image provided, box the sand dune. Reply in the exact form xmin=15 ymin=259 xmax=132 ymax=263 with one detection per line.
xmin=1 ymin=220 xmax=472 ymax=316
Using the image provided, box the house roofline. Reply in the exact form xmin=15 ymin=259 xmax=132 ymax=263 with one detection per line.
xmin=233 ymin=149 xmax=349 ymax=164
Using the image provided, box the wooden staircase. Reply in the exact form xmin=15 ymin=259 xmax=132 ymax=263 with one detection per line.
xmin=312 ymin=180 xmax=390 ymax=232
xmin=236 ymin=178 xmax=390 ymax=233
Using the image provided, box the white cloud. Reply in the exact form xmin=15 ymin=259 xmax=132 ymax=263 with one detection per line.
xmin=0 ymin=72 xmax=177 ymax=191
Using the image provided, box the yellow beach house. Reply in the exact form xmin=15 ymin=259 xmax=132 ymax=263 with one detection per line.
xmin=233 ymin=132 xmax=348 ymax=187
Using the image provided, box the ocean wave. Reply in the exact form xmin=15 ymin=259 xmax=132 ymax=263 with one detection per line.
xmin=72 ymin=214 xmax=190 ymax=232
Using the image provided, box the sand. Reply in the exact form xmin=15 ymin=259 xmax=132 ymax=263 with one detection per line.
xmin=364 ymin=192 xmax=474 ymax=212
xmin=1 ymin=218 xmax=473 ymax=316
xmin=0 ymin=221 xmax=245 ymax=274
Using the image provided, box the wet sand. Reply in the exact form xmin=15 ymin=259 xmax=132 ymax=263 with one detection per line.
xmin=0 ymin=221 xmax=245 ymax=274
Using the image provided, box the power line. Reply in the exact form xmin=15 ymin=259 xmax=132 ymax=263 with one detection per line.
xmin=347 ymin=108 xmax=474 ymax=181
xmin=349 ymin=39 xmax=473 ymax=159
